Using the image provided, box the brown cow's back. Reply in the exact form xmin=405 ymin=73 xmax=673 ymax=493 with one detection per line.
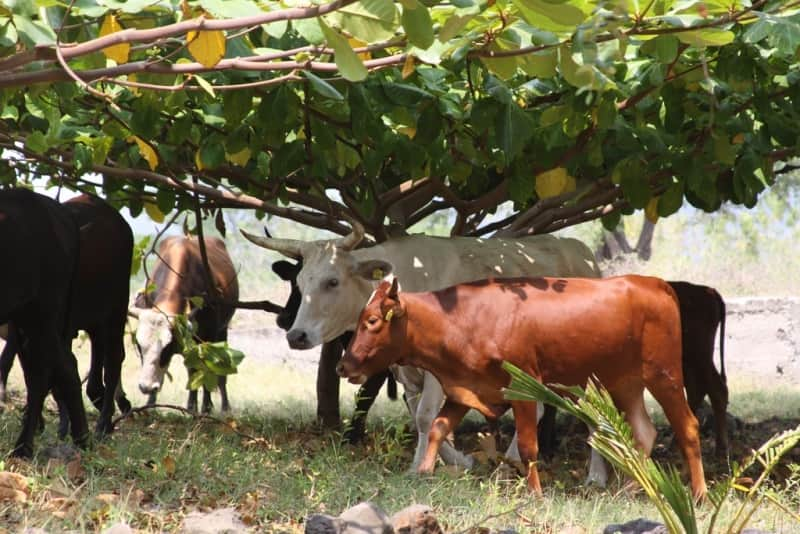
xmin=406 ymin=276 xmax=681 ymax=412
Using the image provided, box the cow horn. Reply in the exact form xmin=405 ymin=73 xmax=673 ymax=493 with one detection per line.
xmin=240 ymin=229 xmax=305 ymax=260
xmin=335 ymin=217 xmax=364 ymax=251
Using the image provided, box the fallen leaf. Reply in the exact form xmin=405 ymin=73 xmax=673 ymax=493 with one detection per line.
xmin=162 ymin=455 xmax=177 ymax=477
xmin=95 ymin=493 xmax=119 ymax=505
xmin=66 ymin=457 xmax=85 ymax=481
xmin=0 ymin=471 xmax=28 ymax=492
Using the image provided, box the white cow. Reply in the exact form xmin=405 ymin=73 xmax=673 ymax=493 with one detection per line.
xmin=242 ymin=223 xmax=607 ymax=479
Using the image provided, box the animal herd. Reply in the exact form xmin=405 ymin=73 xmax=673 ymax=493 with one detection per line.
xmin=0 ymin=188 xmax=732 ymax=500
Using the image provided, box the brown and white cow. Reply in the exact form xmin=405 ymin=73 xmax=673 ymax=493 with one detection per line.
xmin=337 ymin=276 xmax=707 ymax=499
xmin=131 ymin=236 xmax=238 ymax=413
xmin=242 ymin=223 xmax=601 ymax=473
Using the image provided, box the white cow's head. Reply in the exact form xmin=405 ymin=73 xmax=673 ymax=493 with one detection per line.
xmin=133 ymin=309 xmax=177 ymax=394
xmin=242 ymin=222 xmax=392 ymax=350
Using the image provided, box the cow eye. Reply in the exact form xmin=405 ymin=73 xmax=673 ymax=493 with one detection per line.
xmin=366 ymin=316 xmax=379 ymax=326
xmin=326 ymin=278 xmax=339 ymax=289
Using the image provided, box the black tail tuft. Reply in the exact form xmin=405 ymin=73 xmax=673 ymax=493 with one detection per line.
xmin=386 ymin=374 xmax=398 ymax=400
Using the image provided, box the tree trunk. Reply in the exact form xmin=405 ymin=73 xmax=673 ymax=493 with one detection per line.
xmin=635 ymin=219 xmax=656 ymax=261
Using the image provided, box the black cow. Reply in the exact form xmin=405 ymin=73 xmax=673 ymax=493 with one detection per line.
xmin=272 ymin=259 xmax=396 ymax=443
xmin=0 ymin=194 xmax=134 ymax=438
xmin=0 ymin=188 xmax=88 ymax=457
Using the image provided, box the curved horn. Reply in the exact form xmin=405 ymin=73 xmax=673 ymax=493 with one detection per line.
xmin=240 ymin=229 xmax=304 ymax=260
xmin=335 ymin=217 xmax=365 ymax=251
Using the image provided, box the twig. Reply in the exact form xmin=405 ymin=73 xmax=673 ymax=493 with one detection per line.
xmin=111 ymin=402 xmax=261 ymax=442
xmin=454 ymin=502 xmax=529 ymax=534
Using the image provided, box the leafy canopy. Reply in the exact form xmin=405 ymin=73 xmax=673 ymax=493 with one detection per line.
xmin=0 ymin=0 xmax=799 ymax=239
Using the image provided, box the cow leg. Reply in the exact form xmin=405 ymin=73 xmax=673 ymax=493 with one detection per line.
xmin=217 ymin=375 xmax=230 ymax=413
xmin=95 ymin=322 xmax=126 ymax=437
xmin=537 ymin=405 xmax=558 ymax=459
xmin=646 ymin=380 xmax=707 ymax=500
xmin=410 ymin=372 xmax=473 ymax=471
xmin=115 ymin=382 xmax=132 ymax=415
xmin=0 ymin=326 xmax=17 ymax=404
xmin=316 ymin=341 xmax=342 ymax=429
xmin=703 ymin=365 xmax=729 ymax=457
xmin=344 ymin=370 xmax=388 ymax=444
xmin=13 ymin=341 xmax=49 ymax=457
xmin=510 ymin=400 xmax=542 ymax=495
xmin=86 ymin=330 xmax=106 ymax=412
xmin=54 ymin=342 xmax=90 ymax=450
xmin=418 ymin=400 xmax=470 ymax=475
xmin=201 ymin=387 xmax=213 ymax=414
xmin=186 ymin=372 xmax=199 ymax=413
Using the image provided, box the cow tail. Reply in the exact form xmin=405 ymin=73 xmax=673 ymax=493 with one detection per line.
xmin=718 ymin=290 xmax=727 ymax=383
xmin=386 ymin=372 xmax=398 ymax=401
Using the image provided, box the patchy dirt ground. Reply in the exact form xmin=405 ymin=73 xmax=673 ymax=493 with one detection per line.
xmin=229 ymin=296 xmax=800 ymax=384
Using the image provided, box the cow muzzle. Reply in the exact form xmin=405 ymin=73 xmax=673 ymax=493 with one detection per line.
xmin=335 ymin=360 xmax=367 ymax=385
xmin=138 ymin=381 xmax=161 ymax=394
xmin=287 ymin=328 xmax=313 ymax=350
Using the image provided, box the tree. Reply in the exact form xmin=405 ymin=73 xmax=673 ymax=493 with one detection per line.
xmin=0 ymin=0 xmax=798 ymax=242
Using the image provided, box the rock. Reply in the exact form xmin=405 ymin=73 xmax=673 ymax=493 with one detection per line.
xmin=557 ymin=527 xmax=586 ymax=534
xmin=339 ymin=502 xmax=393 ymax=534
xmin=603 ymin=518 xmax=667 ymax=534
xmin=180 ymin=507 xmax=249 ymax=533
xmin=103 ymin=524 xmax=134 ymax=534
xmin=306 ymin=514 xmax=345 ymax=534
xmin=21 ymin=529 xmax=50 ymax=534
xmin=391 ymin=504 xmax=442 ymax=534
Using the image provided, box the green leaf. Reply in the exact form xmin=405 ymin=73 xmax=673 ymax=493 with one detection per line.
xmin=293 ymin=19 xmax=325 ymax=44
xmin=73 ymin=142 xmax=93 ymax=176
xmin=303 ymin=71 xmax=345 ymax=101
xmin=199 ymin=138 xmax=226 ymax=169
xmin=657 ymin=180 xmax=683 ymax=217
xmin=676 ymin=28 xmax=734 ymax=48
xmin=319 ymin=17 xmax=367 ymax=82
xmin=641 ymin=35 xmax=679 ymax=63
xmin=11 ymin=14 xmax=55 ymax=46
xmin=0 ymin=16 xmax=18 ymax=47
xmin=767 ymin=18 xmax=800 ymax=56
xmin=512 ymin=0 xmax=586 ymax=32
xmin=334 ymin=0 xmax=397 ymax=43
xmin=601 ymin=210 xmax=620 ymax=231
xmin=496 ymin=102 xmax=534 ymax=163
xmin=25 ymin=131 xmax=48 ymax=154
xmin=401 ymin=0 xmax=434 ymax=49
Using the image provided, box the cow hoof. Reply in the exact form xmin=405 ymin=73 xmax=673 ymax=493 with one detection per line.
xmin=342 ymin=426 xmax=366 ymax=445
xmin=11 ymin=444 xmax=33 ymax=459
xmin=117 ymin=397 xmax=132 ymax=414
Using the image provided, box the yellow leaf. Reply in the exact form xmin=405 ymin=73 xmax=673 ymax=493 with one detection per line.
xmin=127 ymin=73 xmax=140 ymax=95
xmin=162 ymin=455 xmax=176 ymax=476
xmin=348 ymin=37 xmax=371 ymax=61
xmin=645 ymin=197 xmax=659 ymax=224
xmin=144 ymin=202 xmax=165 ymax=223
xmin=195 ymin=148 xmax=204 ymax=171
xmin=99 ymin=15 xmax=130 ymax=65
xmin=187 ymin=21 xmax=226 ymax=68
xmin=397 ymin=125 xmax=416 ymax=139
xmin=732 ymin=133 xmax=745 ymax=145
xmin=401 ymin=54 xmax=415 ymax=79
xmin=130 ymin=135 xmax=158 ymax=170
xmin=535 ymin=167 xmax=571 ymax=199
xmin=225 ymin=147 xmax=251 ymax=167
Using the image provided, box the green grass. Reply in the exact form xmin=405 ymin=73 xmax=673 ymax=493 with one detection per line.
xmin=1 ymin=346 xmax=799 ymax=533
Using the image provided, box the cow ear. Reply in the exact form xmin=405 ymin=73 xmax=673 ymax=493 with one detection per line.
xmin=272 ymin=260 xmax=299 ymax=280
xmin=354 ymin=260 xmax=393 ymax=281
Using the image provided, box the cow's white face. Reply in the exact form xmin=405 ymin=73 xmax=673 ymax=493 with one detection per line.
xmin=135 ymin=309 xmax=175 ymax=394
xmin=288 ymin=243 xmax=392 ymax=350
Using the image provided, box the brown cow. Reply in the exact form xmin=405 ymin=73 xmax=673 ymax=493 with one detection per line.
xmin=337 ymin=276 xmax=707 ymax=499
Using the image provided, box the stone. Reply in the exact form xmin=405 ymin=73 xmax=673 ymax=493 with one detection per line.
xmin=603 ymin=518 xmax=667 ymax=534
xmin=339 ymin=502 xmax=393 ymax=534
xmin=180 ymin=507 xmax=249 ymax=533
xmin=306 ymin=514 xmax=345 ymax=534
xmin=102 ymin=524 xmax=134 ymax=534
xmin=390 ymin=504 xmax=443 ymax=534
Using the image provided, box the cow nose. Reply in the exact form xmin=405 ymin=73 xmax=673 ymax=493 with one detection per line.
xmin=287 ymin=329 xmax=310 ymax=349
xmin=139 ymin=382 xmax=160 ymax=395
